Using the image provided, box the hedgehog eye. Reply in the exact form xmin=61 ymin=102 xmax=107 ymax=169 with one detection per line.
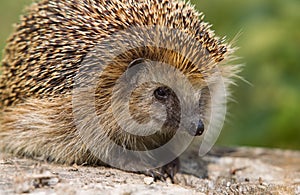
xmin=154 ymin=87 xmax=170 ymax=101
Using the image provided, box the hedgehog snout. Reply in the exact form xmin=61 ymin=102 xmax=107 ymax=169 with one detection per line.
xmin=188 ymin=120 xmax=205 ymax=136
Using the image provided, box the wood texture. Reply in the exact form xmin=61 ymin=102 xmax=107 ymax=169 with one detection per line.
xmin=1 ymin=147 xmax=299 ymax=194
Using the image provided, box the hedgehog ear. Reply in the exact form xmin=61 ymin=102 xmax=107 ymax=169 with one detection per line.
xmin=125 ymin=58 xmax=147 ymax=84
xmin=128 ymin=58 xmax=146 ymax=69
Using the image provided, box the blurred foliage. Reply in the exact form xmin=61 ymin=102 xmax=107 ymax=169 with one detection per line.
xmin=0 ymin=0 xmax=32 ymax=59
xmin=0 ymin=0 xmax=299 ymax=149
xmin=191 ymin=0 xmax=300 ymax=150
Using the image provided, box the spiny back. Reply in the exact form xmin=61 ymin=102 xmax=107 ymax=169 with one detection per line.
xmin=0 ymin=0 xmax=228 ymax=108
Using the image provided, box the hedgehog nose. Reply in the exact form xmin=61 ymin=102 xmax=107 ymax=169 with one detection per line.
xmin=189 ymin=120 xmax=205 ymax=136
xmin=195 ymin=120 xmax=205 ymax=136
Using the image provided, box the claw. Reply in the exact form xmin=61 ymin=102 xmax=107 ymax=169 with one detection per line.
xmin=142 ymin=158 xmax=180 ymax=183
xmin=163 ymin=158 xmax=180 ymax=183
xmin=146 ymin=169 xmax=166 ymax=182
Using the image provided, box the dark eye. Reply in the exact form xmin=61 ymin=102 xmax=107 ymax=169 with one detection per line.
xmin=154 ymin=87 xmax=170 ymax=100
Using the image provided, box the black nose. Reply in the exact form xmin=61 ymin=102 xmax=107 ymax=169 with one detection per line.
xmin=195 ymin=120 xmax=205 ymax=136
xmin=188 ymin=120 xmax=205 ymax=136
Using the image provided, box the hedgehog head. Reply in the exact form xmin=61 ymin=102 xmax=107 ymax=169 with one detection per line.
xmin=72 ymin=25 xmax=233 ymax=157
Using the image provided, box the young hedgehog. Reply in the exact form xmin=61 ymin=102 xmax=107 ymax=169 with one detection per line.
xmin=0 ymin=0 xmax=239 ymax=181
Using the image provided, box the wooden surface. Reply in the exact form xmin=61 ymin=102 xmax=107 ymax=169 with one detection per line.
xmin=1 ymin=146 xmax=299 ymax=194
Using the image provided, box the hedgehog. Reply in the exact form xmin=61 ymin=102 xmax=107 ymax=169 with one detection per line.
xmin=0 ymin=0 xmax=239 ymax=181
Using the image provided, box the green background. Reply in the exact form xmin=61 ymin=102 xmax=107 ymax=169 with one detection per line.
xmin=0 ymin=0 xmax=299 ymax=149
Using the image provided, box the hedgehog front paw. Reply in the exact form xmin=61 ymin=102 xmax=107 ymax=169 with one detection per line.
xmin=144 ymin=158 xmax=180 ymax=183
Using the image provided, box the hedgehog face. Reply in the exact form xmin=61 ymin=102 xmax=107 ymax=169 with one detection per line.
xmin=116 ymin=58 xmax=207 ymax=142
